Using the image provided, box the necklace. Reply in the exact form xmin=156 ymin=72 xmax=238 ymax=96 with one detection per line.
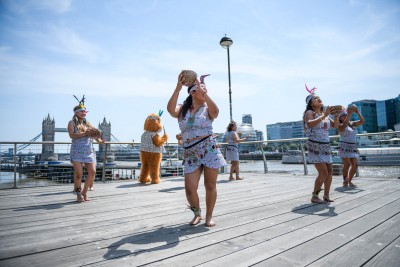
xmin=187 ymin=105 xmax=203 ymax=128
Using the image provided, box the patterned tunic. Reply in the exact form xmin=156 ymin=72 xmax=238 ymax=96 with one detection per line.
xmin=339 ymin=124 xmax=358 ymax=158
xmin=305 ymin=113 xmax=332 ymax=164
xmin=225 ymin=131 xmax=239 ymax=161
xmin=140 ymin=131 xmax=163 ymax=153
xmin=178 ymin=104 xmax=226 ymax=174
xmin=70 ymin=122 xmax=96 ymax=163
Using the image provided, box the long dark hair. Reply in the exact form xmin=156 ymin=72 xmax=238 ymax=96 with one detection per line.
xmin=302 ymin=101 xmax=323 ymax=130
xmin=178 ymin=95 xmax=193 ymax=120
xmin=227 ymin=121 xmax=236 ymax=132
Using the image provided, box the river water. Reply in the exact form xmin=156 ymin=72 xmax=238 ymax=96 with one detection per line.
xmin=1 ymin=160 xmax=399 ymax=189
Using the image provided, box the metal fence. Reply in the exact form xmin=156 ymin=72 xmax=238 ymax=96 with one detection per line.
xmin=1 ymin=131 xmax=399 ymax=189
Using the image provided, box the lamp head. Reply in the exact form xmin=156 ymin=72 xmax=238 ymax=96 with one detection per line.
xmin=220 ymin=35 xmax=233 ymax=48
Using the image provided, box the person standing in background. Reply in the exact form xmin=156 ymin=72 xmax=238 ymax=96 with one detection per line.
xmin=338 ymin=105 xmax=365 ymax=187
xmin=225 ymin=121 xmax=250 ymax=180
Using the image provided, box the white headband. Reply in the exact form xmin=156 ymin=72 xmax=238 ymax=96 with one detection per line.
xmin=306 ymin=94 xmax=314 ymax=104
xmin=74 ymin=108 xmax=87 ymax=114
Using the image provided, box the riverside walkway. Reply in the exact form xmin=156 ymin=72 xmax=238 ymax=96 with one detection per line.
xmin=0 ymin=173 xmax=399 ymax=267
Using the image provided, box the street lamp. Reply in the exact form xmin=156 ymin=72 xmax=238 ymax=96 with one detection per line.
xmin=220 ymin=35 xmax=233 ymax=122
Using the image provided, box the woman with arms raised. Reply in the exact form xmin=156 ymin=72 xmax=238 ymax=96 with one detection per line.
xmin=167 ymin=72 xmax=226 ymax=227
xmin=303 ymin=85 xmax=339 ymax=203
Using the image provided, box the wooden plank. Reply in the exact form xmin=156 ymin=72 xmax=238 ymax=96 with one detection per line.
xmin=258 ymin=204 xmax=400 ymax=266
xmin=306 ymin=213 xmax=400 ymax=267
xmin=51 ymin=184 xmax=400 ymax=266
xmin=190 ymin=191 xmax=400 ymax=267
xmin=0 ymin=174 xmax=397 ymax=267
xmin=363 ymin=235 xmax=400 ymax=267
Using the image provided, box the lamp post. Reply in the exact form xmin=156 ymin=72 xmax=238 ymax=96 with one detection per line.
xmin=220 ymin=35 xmax=233 ymax=122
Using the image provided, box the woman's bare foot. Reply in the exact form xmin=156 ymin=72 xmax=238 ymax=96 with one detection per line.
xmin=76 ymin=194 xmax=85 ymax=203
xmin=229 ymin=177 xmax=235 ymax=181
xmin=189 ymin=215 xmax=202 ymax=225
xmin=311 ymin=196 xmax=324 ymax=204
xmin=81 ymin=193 xmax=91 ymax=201
xmin=236 ymin=177 xmax=244 ymax=180
xmin=349 ymin=182 xmax=356 ymax=187
xmin=205 ymin=217 xmax=216 ymax=227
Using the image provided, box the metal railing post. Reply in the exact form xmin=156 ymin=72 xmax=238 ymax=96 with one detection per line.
xmin=102 ymin=143 xmax=107 ymax=182
xmin=260 ymin=142 xmax=268 ymax=174
xmin=13 ymin=143 xmax=17 ymax=189
xmin=300 ymin=142 xmax=308 ymax=175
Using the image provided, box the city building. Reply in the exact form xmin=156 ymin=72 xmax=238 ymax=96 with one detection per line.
xmin=351 ymin=100 xmax=377 ymax=133
xmin=266 ymin=121 xmax=305 ymax=140
xmin=237 ymin=114 xmax=259 ymax=153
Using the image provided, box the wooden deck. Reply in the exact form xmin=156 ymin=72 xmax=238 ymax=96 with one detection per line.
xmin=0 ymin=173 xmax=399 ymax=267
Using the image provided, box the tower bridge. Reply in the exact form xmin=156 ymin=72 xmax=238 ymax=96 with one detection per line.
xmin=40 ymin=114 xmax=112 ymax=161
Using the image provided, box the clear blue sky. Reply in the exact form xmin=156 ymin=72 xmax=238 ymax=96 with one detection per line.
xmin=1 ymin=0 xmax=399 ymax=143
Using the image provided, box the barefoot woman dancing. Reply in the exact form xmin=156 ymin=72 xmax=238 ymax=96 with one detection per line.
xmin=303 ymin=85 xmax=339 ymax=203
xmin=68 ymin=95 xmax=104 ymax=202
xmin=167 ymin=72 xmax=226 ymax=227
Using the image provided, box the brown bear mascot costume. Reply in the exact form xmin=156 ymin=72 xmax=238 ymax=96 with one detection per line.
xmin=139 ymin=112 xmax=168 ymax=184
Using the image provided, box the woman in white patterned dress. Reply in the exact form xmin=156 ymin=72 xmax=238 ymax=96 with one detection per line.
xmin=303 ymin=85 xmax=339 ymax=204
xmin=167 ymin=72 xmax=226 ymax=227
xmin=338 ymin=107 xmax=365 ymax=187
xmin=68 ymin=98 xmax=104 ymax=202
xmin=225 ymin=121 xmax=250 ymax=180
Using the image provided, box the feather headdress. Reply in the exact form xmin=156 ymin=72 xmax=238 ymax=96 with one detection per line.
xmin=305 ymin=84 xmax=318 ymax=104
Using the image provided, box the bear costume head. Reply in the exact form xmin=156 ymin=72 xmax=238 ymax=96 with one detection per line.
xmin=144 ymin=113 xmax=163 ymax=132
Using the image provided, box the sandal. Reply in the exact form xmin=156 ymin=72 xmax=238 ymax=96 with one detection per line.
xmin=349 ymin=182 xmax=356 ymax=187
xmin=323 ymin=196 xmax=334 ymax=202
xmin=311 ymin=190 xmax=324 ymax=204
xmin=236 ymin=177 xmax=244 ymax=180
xmin=188 ymin=206 xmax=202 ymax=225
xmin=343 ymin=178 xmax=349 ymax=187
xmin=229 ymin=177 xmax=235 ymax=181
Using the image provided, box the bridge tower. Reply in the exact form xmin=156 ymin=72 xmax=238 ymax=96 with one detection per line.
xmin=98 ymin=118 xmax=111 ymax=160
xmin=41 ymin=114 xmax=57 ymax=161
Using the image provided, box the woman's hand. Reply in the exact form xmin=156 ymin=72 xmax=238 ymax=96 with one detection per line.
xmin=325 ymin=106 xmax=332 ymax=116
xmin=81 ymin=128 xmax=88 ymax=137
xmin=177 ymin=71 xmax=185 ymax=88
xmin=196 ymin=79 xmax=208 ymax=94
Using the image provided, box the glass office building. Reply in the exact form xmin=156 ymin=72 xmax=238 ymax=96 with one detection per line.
xmin=352 ymin=95 xmax=400 ymax=133
xmin=351 ymin=100 xmax=377 ymax=133
xmin=266 ymin=121 xmax=305 ymax=140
